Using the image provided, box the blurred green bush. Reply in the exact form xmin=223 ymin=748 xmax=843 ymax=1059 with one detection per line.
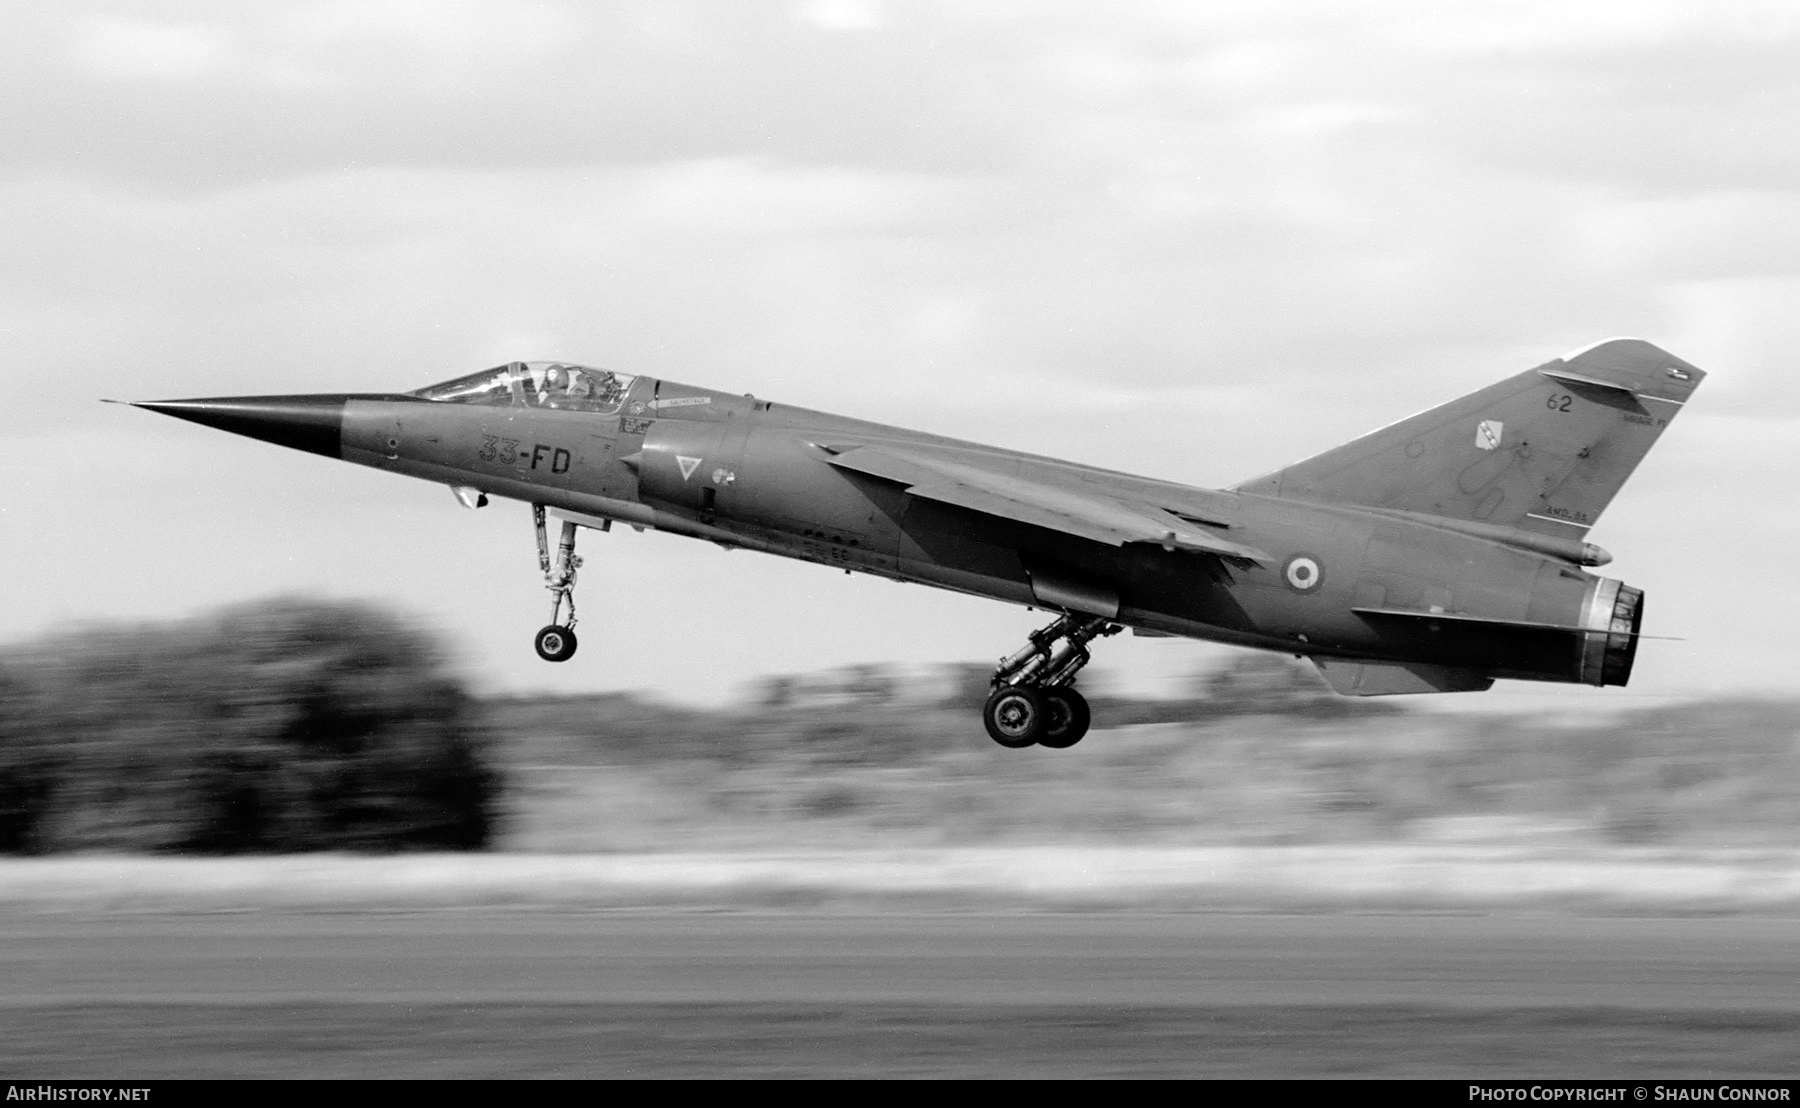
xmin=8 ymin=602 xmax=1798 ymax=854
xmin=486 ymin=654 xmax=1800 ymax=851
xmin=0 ymin=600 xmax=499 ymax=854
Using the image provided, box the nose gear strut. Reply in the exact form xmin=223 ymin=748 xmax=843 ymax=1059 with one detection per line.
xmin=984 ymin=614 xmax=1118 ymax=749
xmin=532 ymin=503 xmax=586 ymax=661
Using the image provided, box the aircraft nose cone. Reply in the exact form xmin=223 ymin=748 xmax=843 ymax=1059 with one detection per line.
xmin=130 ymin=395 xmax=348 ymax=458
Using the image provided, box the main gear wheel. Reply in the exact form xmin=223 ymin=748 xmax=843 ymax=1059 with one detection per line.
xmin=983 ymin=685 xmax=1045 ymax=748
xmin=982 ymin=614 xmax=1118 ymax=750
xmin=1036 ymin=686 xmax=1091 ymax=749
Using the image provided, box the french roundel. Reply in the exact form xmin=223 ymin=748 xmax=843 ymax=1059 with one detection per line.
xmin=1283 ymin=554 xmax=1324 ymax=592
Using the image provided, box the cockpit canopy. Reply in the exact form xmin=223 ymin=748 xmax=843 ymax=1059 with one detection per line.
xmin=412 ymin=361 xmax=637 ymax=415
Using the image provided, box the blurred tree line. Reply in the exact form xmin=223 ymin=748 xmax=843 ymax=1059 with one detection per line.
xmin=0 ymin=600 xmax=499 ymax=854
xmin=494 ymin=651 xmax=1393 ymax=771
xmin=491 ymin=653 xmax=1800 ymax=850
xmin=7 ymin=600 xmax=1799 ymax=853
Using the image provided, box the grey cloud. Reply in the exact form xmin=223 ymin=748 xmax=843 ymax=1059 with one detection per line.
xmin=6 ymin=0 xmax=1799 ymax=704
xmin=0 ymin=2 xmax=1017 ymax=191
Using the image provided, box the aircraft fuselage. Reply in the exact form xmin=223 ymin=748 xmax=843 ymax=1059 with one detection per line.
xmin=322 ymin=375 xmax=1628 ymax=689
xmin=135 ymin=336 xmax=1707 ymax=744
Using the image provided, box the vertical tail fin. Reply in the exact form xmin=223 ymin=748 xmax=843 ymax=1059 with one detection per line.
xmin=1234 ymin=339 xmax=1706 ymax=537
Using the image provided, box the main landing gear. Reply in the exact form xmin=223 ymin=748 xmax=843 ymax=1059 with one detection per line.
xmin=531 ymin=503 xmax=585 ymax=662
xmin=983 ymin=614 xmax=1119 ymax=750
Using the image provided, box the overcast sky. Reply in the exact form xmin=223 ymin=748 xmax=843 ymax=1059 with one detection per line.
xmin=4 ymin=0 xmax=1797 ymax=708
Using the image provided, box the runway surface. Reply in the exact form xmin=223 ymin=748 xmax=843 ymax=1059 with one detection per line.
xmin=7 ymin=910 xmax=1799 ymax=1077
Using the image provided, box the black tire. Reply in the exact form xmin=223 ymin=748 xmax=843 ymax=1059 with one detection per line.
xmin=1036 ymin=687 xmax=1092 ymax=749
xmin=983 ymin=685 xmax=1045 ymax=748
xmin=534 ymin=624 xmax=578 ymax=662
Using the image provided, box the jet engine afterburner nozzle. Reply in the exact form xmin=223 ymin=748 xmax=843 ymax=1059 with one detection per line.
xmin=1577 ymin=577 xmax=1644 ymax=687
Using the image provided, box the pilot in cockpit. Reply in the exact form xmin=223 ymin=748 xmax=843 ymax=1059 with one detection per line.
xmin=538 ymin=364 xmax=567 ymax=405
xmin=590 ymin=370 xmax=625 ymax=409
xmin=543 ymin=365 xmax=599 ymax=409
xmin=510 ymin=363 xmax=629 ymax=411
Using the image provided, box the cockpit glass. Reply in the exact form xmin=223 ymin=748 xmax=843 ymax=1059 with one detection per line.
xmin=412 ymin=365 xmax=515 ymax=405
xmin=412 ymin=362 xmax=637 ymax=415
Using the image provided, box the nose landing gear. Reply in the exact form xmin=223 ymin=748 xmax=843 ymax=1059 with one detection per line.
xmin=531 ymin=504 xmax=585 ymax=662
xmin=983 ymin=614 xmax=1118 ymax=749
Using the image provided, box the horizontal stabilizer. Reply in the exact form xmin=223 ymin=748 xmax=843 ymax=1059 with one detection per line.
xmin=826 ymin=444 xmax=1272 ymax=564
xmin=1352 ymin=605 xmax=1666 ymax=639
xmin=1312 ymin=657 xmax=1494 ymax=696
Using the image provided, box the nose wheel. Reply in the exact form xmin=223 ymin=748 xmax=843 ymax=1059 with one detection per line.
xmin=531 ymin=504 xmax=587 ymax=662
xmin=534 ymin=623 xmax=578 ymax=662
xmin=983 ymin=614 xmax=1117 ymax=749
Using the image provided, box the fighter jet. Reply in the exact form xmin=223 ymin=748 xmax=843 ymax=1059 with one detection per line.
xmin=120 ymin=337 xmax=1704 ymax=748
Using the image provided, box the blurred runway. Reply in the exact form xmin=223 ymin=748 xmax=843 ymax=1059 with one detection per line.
xmin=6 ymin=910 xmax=1799 ymax=1077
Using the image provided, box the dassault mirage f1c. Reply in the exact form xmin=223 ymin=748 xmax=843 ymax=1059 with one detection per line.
xmin=121 ymin=338 xmax=1704 ymax=748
